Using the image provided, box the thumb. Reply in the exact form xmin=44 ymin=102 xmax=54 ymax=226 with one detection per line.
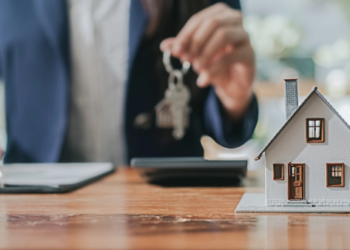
xmin=196 ymin=72 xmax=211 ymax=88
xmin=160 ymin=37 xmax=175 ymax=52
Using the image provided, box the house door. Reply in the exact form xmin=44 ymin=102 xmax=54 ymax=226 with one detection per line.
xmin=288 ymin=163 xmax=304 ymax=200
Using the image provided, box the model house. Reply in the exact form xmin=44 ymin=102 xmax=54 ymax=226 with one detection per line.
xmin=255 ymin=79 xmax=350 ymax=207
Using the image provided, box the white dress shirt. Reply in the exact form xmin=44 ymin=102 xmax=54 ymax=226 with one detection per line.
xmin=62 ymin=0 xmax=131 ymax=165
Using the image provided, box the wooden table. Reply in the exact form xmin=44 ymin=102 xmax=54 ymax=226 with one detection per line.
xmin=1 ymin=168 xmax=350 ymax=250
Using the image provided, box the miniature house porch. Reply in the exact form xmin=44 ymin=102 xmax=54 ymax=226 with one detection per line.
xmin=257 ymin=80 xmax=350 ymax=207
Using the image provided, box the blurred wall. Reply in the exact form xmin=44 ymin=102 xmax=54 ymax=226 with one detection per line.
xmin=243 ymin=0 xmax=350 ymax=86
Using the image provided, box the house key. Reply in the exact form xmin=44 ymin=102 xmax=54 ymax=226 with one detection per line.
xmin=166 ymin=70 xmax=191 ymax=140
xmin=155 ymin=50 xmax=191 ymax=139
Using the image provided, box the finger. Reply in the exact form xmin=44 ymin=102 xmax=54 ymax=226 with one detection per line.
xmin=171 ymin=3 xmax=228 ymax=57
xmin=196 ymin=71 xmax=211 ymax=88
xmin=193 ymin=27 xmax=249 ymax=70
xmin=210 ymin=44 xmax=234 ymax=64
xmin=197 ymin=44 xmax=254 ymax=87
xmin=160 ymin=38 xmax=175 ymax=51
xmin=189 ymin=10 xmax=242 ymax=58
xmin=200 ymin=55 xmax=231 ymax=87
xmin=209 ymin=45 xmax=253 ymax=79
xmin=196 ymin=53 xmax=231 ymax=88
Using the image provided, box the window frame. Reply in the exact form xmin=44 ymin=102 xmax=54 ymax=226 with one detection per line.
xmin=306 ymin=118 xmax=325 ymax=143
xmin=273 ymin=164 xmax=284 ymax=180
xmin=326 ymin=163 xmax=345 ymax=187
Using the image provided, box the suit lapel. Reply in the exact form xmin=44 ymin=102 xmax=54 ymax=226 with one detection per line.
xmin=128 ymin=0 xmax=148 ymax=75
xmin=34 ymin=0 xmax=146 ymax=81
xmin=33 ymin=0 xmax=69 ymax=66
xmin=29 ymin=0 xmax=69 ymax=162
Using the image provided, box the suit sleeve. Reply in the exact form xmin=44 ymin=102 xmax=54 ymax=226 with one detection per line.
xmin=204 ymin=87 xmax=258 ymax=148
xmin=203 ymin=0 xmax=259 ymax=148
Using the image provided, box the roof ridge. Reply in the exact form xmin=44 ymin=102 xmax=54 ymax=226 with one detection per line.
xmin=314 ymin=88 xmax=350 ymax=130
xmin=255 ymin=86 xmax=345 ymax=161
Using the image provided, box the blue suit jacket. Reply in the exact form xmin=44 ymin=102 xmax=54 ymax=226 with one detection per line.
xmin=0 ymin=0 xmax=258 ymax=163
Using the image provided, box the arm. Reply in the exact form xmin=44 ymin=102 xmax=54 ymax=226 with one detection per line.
xmin=161 ymin=1 xmax=258 ymax=147
xmin=204 ymin=87 xmax=258 ymax=148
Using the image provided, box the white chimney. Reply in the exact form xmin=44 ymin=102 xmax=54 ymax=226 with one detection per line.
xmin=284 ymin=79 xmax=299 ymax=119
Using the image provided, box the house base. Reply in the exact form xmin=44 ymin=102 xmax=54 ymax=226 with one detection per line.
xmin=235 ymin=193 xmax=350 ymax=213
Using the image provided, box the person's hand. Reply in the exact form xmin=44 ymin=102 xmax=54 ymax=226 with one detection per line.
xmin=160 ymin=3 xmax=255 ymax=120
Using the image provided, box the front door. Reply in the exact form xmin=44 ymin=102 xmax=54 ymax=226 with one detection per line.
xmin=288 ymin=163 xmax=304 ymax=200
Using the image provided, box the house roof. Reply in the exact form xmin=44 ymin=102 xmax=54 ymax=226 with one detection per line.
xmin=255 ymin=86 xmax=350 ymax=161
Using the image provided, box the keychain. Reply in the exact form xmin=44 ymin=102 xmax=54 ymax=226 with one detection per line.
xmin=155 ymin=50 xmax=191 ymax=140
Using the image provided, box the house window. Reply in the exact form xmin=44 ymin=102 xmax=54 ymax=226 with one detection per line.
xmin=306 ymin=118 xmax=324 ymax=143
xmin=326 ymin=163 xmax=345 ymax=187
xmin=273 ymin=164 xmax=284 ymax=180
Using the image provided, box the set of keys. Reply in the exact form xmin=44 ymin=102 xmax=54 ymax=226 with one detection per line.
xmin=155 ymin=50 xmax=191 ymax=140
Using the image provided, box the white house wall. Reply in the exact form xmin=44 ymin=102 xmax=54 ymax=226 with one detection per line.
xmin=265 ymin=93 xmax=350 ymax=206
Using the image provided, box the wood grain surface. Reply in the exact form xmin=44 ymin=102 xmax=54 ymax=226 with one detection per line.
xmin=1 ymin=167 xmax=350 ymax=250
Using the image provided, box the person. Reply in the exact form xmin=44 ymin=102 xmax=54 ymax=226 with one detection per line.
xmin=0 ymin=0 xmax=258 ymax=164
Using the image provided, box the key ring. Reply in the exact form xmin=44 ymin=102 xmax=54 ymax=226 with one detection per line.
xmin=163 ymin=50 xmax=191 ymax=75
xmin=168 ymin=69 xmax=184 ymax=90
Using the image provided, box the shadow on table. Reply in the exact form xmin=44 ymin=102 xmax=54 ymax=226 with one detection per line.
xmin=148 ymin=176 xmax=242 ymax=187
